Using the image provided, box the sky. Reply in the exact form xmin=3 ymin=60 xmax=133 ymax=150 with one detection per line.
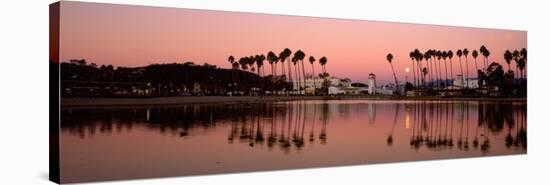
xmin=58 ymin=1 xmax=526 ymax=84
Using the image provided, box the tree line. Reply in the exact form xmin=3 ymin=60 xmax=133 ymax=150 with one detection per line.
xmin=387 ymin=46 xmax=526 ymax=97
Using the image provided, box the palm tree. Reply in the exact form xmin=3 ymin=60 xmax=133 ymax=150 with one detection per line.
xmin=422 ymin=67 xmax=428 ymax=81
xmin=472 ymin=50 xmax=480 ymax=78
xmin=253 ymin=55 xmax=259 ymax=76
xmin=293 ymin=50 xmax=306 ymax=94
xmin=282 ymin=48 xmax=292 ymax=83
xmin=415 ymin=50 xmax=424 ymax=86
xmin=228 ymin=55 xmax=236 ymax=82
xmin=309 ymin=56 xmax=317 ymax=93
xmin=412 ymin=49 xmax=423 ymax=87
xmin=504 ymin=50 xmax=513 ymax=75
xmin=423 ymin=51 xmax=432 ymax=87
xmin=256 ymin=54 xmax=266 ymax=77
xmin=267 ymin=51 xmax=278 ymax=79
xmin=518 ymin=57 xmax=526 ymax=80
xmin=238 ymin=57 xmax=249 ymax=94
xmin=291 ymin=57 xmax=300 ymax=93
xmin=457 ymin=49 xmax=464 ymax=88
xmin=480 ymin=45 xmax=490 ymax=72
xmin=410 ymin=51 xmax=417 ymax=87
xmin=435 ymin=50 xmax=443 ymax=88
xmin=228 ymin=55 xmax=235 ymax=66
xmin=434 ymin=50 xmax=441 ymax=87
xmin=521 ymin=48 xmax=527 ymax=62
xmin=463 ymin=48 xmax=470 ymax=88
xmin=520 ymin=48 xmax=527 ymax=79
xmin=442 ymin=51 xmax=449 ymax=88
xmin=447 ymin=50 xmax=454 ymax=85
xmin=248 ymin=55 xmax=256 ymax=74
xmin=513 ymin=50 xmax=520 ymax=79
xmin=432 ymin=50 xmax=439 ymax=87
xmin=278 ymin=51 xmax=287 ymax=81
xmin=386 ymin=53 xmax=399 ymax=94
xmin=239 ymin=57 xmax=248 ymax=72
xmin=319 ymin=56 xmax=328 ymax=75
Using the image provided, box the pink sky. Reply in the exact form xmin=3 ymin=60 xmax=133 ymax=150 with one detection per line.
xmin=58 ymin=1 xmax=526 ymax=84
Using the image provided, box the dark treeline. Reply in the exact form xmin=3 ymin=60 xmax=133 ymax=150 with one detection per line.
xmin=59 ymin=59 xmax=290 ymax=97
xmin=391 ymin=46 xmax=527 ymax=97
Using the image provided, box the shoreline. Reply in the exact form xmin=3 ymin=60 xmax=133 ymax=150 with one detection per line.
xmin=61 ymin=96 xmax=527 ymax=108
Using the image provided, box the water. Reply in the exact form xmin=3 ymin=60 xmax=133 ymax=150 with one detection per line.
xmin=60 ymin=100 xmax=526 ymax=183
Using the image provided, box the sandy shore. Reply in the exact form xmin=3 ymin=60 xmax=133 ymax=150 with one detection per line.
xmin=60 ymin=95 xmax=526 ymax=108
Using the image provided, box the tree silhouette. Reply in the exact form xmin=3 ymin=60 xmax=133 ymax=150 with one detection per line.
xmin=309 ymin=56 xmax=317 ymax=93
xmin=480 ymin=45 xmax=490 ymax=73
xmin=267 ymin=51 xmax=278 ymax=79
xmin=386 ymin=53 xmax=399 ymax=94
xmin=472 ymin=50 xmax=480 ymax=78
xmin=447 ymin=50 xmax=454 ymax=87
xmin=457 ymin=49 xmax=464 ymax=88
xmin=463 ymin=48 xmax=470 ymax=88
xmin=293 ymin=50 xmax=306 ymax=94
xmin=410 ymin=51 xmax=417 ymax=87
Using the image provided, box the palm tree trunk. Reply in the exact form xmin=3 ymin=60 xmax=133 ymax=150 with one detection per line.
xmin=422 ymin=61 xmax=424 ymax=86
xmin=273 ymin=62 xmax=277 ymax=77
xmin=515 ymin=65 xmax=518 ymax=79
xmin=473 ymin=58 xmax=479 ymax=77
xmin=459 ymin=58 xmax=464 ymax=89
xmin=449 ymin=58 xmax=453 ymax=86
xmin=485 ymin=57 xmax=489 ymax=72
xmin=465 ymin=57 xmax=469 ymax=89
xmin=412 ymin=59 xmax=417 ymax=87
xmin=294 ymin=63 xmax=300 ymax=94
xmin=417 ymin=61 xmax=422 ymax=87
xmin=270 ymin=64 xmax=274 ymax=79
xmin=301 ymin=60 xmax=307 ymax=95
xmin=444 ymin=59 xmax=448 ymax=88
xmin=428 ymin=58 xmax=434 ymax=87
xmin=281 ymin=61 xmax=286 ymax=81
xmin=287 ymin=58 xmax=292 ymax=83
xmin=311 ymin=63 xmax=316 ymax=94
xmin=437 ymin=59 xmax=443 ymax=87
xmin=390 ymin=63 xmax=399 ymax=94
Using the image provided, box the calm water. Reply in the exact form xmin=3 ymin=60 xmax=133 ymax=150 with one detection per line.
xmin=60 ymin=100 xmax=526 ymax=183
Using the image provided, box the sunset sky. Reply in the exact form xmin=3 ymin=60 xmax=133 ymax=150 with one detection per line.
xmin=58 ymin=1 xmax=526 ymax=84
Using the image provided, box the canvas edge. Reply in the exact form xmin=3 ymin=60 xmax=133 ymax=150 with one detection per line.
xmin=49 ymin=1 xmax=61 ymax=184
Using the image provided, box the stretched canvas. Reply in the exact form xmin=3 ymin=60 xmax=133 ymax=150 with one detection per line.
xmin=50 ymin=1 xmax=527 ymax=184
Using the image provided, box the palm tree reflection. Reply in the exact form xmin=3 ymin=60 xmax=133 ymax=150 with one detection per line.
xmin=408 ymin=100 xmax=526 ymax=153
xmin=61 ymin=100 xmax=525 ymax=155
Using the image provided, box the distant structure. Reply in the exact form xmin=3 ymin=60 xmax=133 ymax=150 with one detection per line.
xmin=453 ymin=75 xmax=479 ymax=89
xmin=368 ymin=73 xmax=376 ymax=95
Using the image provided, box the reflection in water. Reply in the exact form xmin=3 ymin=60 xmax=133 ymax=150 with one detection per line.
xmin=407 ymin=101 xmax=527 ymax=153
xmin=62 ymin=100 xmax=526 ymax=152
xmin=60 ymin=100 xmax=526 ymax=182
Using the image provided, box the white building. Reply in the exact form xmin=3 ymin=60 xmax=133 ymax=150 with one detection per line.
xmin=375 ymin=86 xmax=394 ymax=95
xmin=453 ymin=75 xmax=479 ymax=89
xmin=292 ymin=76 xmax=350 ymax=90
xmin=367 ymin=73 xmax=376 ymax=95
xmin=328 ymin=86 xmax=344 ymax=95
